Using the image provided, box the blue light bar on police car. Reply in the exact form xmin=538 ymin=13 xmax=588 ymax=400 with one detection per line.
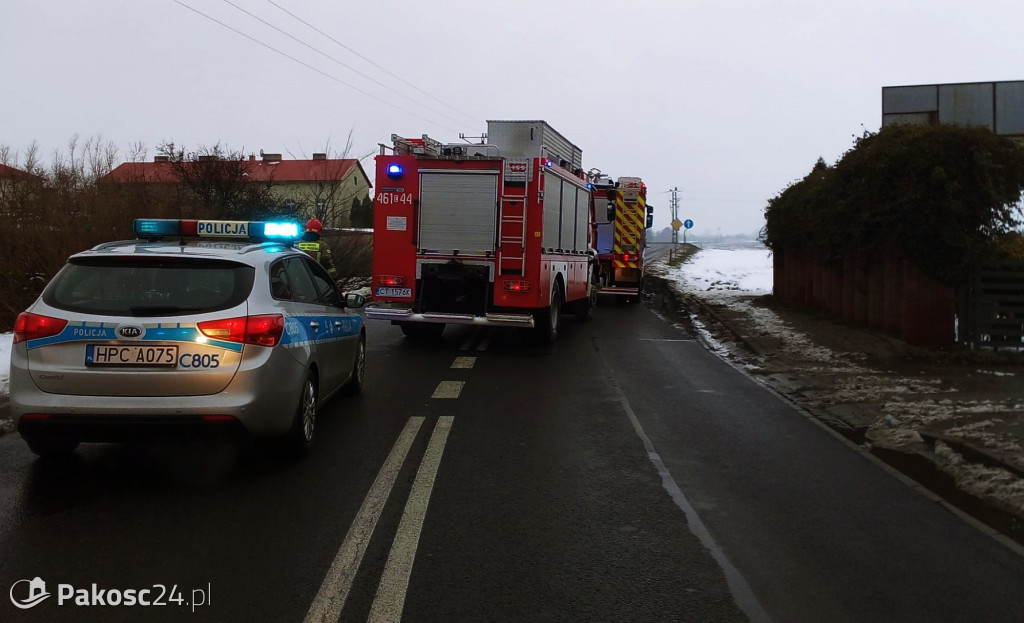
xmin=134 ymin=219 xmax=302 ymax=242
xmin=256 ymin=221 xmax=301 ymax=240
xmin=134 ymin=219 xmax=181 ymax=237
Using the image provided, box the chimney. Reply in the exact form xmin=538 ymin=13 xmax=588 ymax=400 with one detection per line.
xmin=312 ymin=153 xmax=327 ymax=160
xmin=154 ymin=155 xmax=170 ymax=162
xmin=261 ymin=153 xmax=282 ymax=162
xmin=249 ymin=154 xmax=256 ymax=161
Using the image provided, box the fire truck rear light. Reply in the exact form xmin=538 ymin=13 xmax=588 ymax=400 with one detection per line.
xmin=201 ymin=415 xmax=237 ymax=422
xmin=503 ymin=280 xmax=532 ymax=292
xmin=377 ymin=275 xmax=405 ymax=286
xmin=617 ymin=253 xmax=635 ymax=262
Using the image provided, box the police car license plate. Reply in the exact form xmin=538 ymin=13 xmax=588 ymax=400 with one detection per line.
xmin=85 ymin=344 xmax=179 ymax=367
xmin=376 ymin=287 xmax=412 ymax=298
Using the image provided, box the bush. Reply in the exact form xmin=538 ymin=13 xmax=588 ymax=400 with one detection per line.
xmin=764 ymin=124 xmax=1024 ymax=285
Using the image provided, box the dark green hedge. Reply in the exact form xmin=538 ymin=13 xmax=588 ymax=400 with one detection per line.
xmin=764 ymin=124 xmax=1024 ymax=285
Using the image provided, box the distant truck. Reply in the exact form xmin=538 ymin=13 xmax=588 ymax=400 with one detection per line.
xmin=367 ymin=120 xmax=597 ymax=342
xmin=590 ymin=174 xmax=654 ymax=303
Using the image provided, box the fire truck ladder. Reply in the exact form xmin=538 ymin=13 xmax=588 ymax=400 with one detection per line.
xmin=498 ymin=195 xmax=527 ymax=275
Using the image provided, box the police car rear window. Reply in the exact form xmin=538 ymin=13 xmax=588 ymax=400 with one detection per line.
xmin=42 ymin=257 xmax=255 ymax=316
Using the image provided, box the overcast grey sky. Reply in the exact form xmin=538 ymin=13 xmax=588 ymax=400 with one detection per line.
xmin=2 ymin=1 xmax=1022 ymax=235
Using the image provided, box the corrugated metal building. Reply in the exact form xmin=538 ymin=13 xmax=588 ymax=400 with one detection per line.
xmin=882 ymin=80 xmax=1024 ymax=137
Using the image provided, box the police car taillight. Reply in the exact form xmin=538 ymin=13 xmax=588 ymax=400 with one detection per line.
xmin=198 ymin=314 xmax=285 ymax=347
xmin=13 ymin=312 xmax=68 ymax=344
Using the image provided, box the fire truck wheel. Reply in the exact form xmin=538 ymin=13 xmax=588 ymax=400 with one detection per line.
xmin=534 ymin=282 xmax=562 ymax=343
xmin=574 ymin=290 xmax=594 ymax=321
xmin=627 ymin=283 xmax=645 ymax=304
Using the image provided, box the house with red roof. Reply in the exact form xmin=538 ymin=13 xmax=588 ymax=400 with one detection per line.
xmin=0 ymin=163 xmax=44 ymax=182
xmin=0 ymin=163 xmax=44 ymax=209
xmin=107 ymin=152 xmax=372 ymax=227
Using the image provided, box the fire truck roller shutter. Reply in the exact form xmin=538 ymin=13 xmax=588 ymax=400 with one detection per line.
xmin=542 ymin=171 xmax=562 ymax=250
xmin=559 ymin=184 xmax=578 ymax=251
xmin=554 ymin=182 xmax=590 ymax=252
xmin=419 ymin=172 xmax=499 ymax=255
xmin=575 ymin=186 xmax=589 ymax=251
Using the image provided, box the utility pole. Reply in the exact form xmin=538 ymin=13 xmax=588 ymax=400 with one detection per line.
xmin=669 ymin=186 xmax=680 ymax=261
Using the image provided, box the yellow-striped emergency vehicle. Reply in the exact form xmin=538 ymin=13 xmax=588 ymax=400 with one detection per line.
xmin=592 ymin=175 xmax=653 ymax=303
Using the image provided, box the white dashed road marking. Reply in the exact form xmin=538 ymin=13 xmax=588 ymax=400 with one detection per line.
xmin=431 ymin=381 xmax=464 ymax=399
xmin=451 ymin=356 xmax=476 ymax=369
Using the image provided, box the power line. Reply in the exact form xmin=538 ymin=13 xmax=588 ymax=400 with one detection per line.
xmin=219 ymin=0 xmax=473 ymax=130
xmin=172 ymin=0 xmax=461 ymax=133
xmin=263 ymin=0 xmax=484 ymax=128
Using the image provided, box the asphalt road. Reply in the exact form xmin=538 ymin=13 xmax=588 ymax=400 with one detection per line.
xmin=2 ymin=300 xmax=1024 ymax=622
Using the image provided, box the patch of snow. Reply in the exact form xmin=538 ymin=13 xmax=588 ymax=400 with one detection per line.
xmin=0 ymin=332 xmax=11 ymax=398
xmin=976 ymin=369 xmax=1016 ymax=377
xmin=831 ymin=375 xmax=949 ymax=404
xmin=934 ymin=440 xmax=1024 ymax=516
xmin=676 ymin=248 xmax=774 ymax=296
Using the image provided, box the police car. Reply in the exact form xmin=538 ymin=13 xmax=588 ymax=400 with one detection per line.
xmin=9 ymin=218 xmax=366 ymax=457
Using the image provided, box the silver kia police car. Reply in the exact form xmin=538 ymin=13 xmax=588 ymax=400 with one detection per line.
xmin=10 ymin=218 xmax=366 ymax=457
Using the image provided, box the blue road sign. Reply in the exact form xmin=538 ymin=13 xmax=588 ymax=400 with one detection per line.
xmin=683 ymin=219 xmax=694 ymax=229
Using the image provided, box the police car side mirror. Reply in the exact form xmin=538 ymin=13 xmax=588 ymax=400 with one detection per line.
xmin=345 ymin=293 xmax=366 ymax=309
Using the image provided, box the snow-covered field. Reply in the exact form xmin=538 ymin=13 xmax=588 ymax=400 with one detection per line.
xmin=671 ymin=246 xmax=773 ymax=298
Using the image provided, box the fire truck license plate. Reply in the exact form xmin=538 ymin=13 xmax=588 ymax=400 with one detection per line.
xmin=376 ymin=287 xmax=412 ymax=298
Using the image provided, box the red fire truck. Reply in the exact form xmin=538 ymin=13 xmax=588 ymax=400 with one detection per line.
xmin=590 ymin=173 xmax=654 ymax=303
xmin=367 ymin=120 xmax=597 ymax=342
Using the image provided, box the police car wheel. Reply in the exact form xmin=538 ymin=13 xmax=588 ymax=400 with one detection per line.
xmin=344 ymin=336 xmax=365 ymax=395
xmin=287 ymin=374 xmax=318 ymax=453
xmin=24 ymin=434 xmax=79 ymax=458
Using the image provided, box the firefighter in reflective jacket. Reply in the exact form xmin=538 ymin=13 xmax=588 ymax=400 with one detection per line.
xmin=298 ymin=218 xmax=338 ymax=279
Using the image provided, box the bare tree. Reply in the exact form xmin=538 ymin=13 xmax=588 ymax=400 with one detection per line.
xmin=285 ymin=131 xmax=373 ymax=228
xmin=157 ymin=141 xmax=277 ymax=220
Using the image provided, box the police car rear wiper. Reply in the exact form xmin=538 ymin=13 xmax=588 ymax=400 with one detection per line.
xmin=129 ymin=306 xmax=205 ymax=316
